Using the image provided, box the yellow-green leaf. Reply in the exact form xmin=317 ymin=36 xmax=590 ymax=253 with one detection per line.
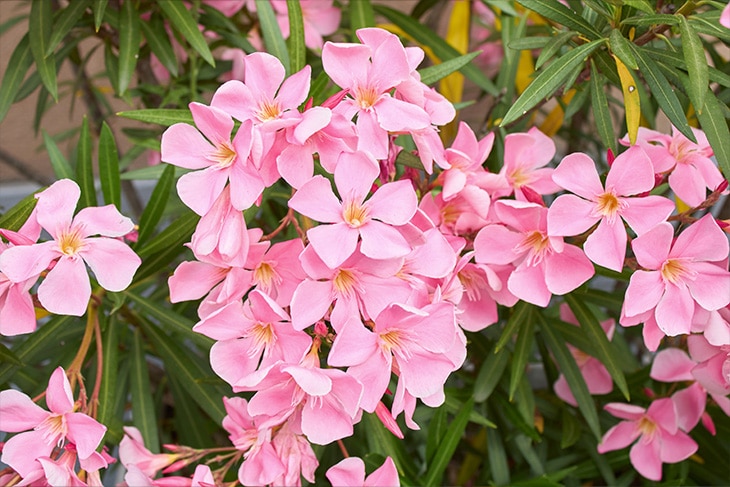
xmin=613 ymin=54 xmax=640 ymax=145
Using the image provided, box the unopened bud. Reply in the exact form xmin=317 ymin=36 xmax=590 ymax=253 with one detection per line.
xmin=607 ymin=148 xmax=615 ymax=166
xmin=322 ymin=89 xmax=349 ymax=109
xmin=375 ymin=401 xmax=404 ymax=439
xmin=701 ymin=411 xmax=717 ymax=436
xmin=714 ymin=179 xmax=728 ymax=193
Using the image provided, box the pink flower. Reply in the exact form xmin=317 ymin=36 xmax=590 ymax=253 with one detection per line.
xmin=722 ymin=3 xmax=730 ymax=28
xmin=474 ymin=200 xmax=595 ymax=307
xmin=289 ymin=151 xmax=417 ymax=268
xmin=548 ymin=146 xmax=675 ymax=271
xmin=0 ymin=367 xmax=107 ymax=477
xmin=326 ymin=456 xmax=400 ymax=487
xmin=597 ymin=399 xmax=698 ymax=481
xmin=119 ymin=426 xmax=178 ymax=477
xmin=438 ymin=121 xmax=495 ymax=201
xmin=0 ymin=228 xmax=40 ymax=336
xmin=270 ymin=419 xmax=318 ymax=487
xmin=0 ymin=179 xmax=140 ymax=316
xmin=621 ymin=214 xmax=730 ymax=336
xmin=274 ymin=0 xmax=340 ymax=50
xmin=627 ymin=126 xmax=723 ymax=207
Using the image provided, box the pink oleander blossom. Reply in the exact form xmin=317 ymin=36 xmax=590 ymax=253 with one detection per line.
xmin=597 ymin=399 xmax=698 ymax=481
xmin=119 ymin=426 xmax=178 ymax=477
xmin=0 ymin=179 xmax=140 ymax=316
xmin=0 ymin=227 xmax=40 ymax=336
xmin=289 ymin=151 xmax=417 ymax=268
xmin=326 ymin=456 xmax=400 ymax=487
xmin=0 ymin=367 xmax=107 ymax=478
xmin=438 ymin=121 xmax=495 ymax=202
xmin=722 ymin=3 xmax=730 ymax=28
xmin=548 ymin=146 xmax=675 ymax=271
xmin=474 ymin=200 xmax=594 ymax=307
xmin=621 ymin=214 xmax=730 ymax=336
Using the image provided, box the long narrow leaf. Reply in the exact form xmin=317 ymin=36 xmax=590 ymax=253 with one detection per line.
xmin=516 ymin=0 xmax=602 ymax=40
xmin=613 ymin=54 xmax=640 ymax=145
xmin=509 ymin=315 xmax=535 ymax=400
xmin=133 ymin=211 xmax=200 ymax=283
xmin=42 ymin=130 xmax=74 ymax=180
xmin=590 ymin=61 xmax=616 ymax=153
xmin=565 ymin=294 xmax=629 ymax=400
xmin=696 ymin=90 xmax=730 ymax=181
xmin=501 ymin=39 xmax=605 ymax=126
xmin=118 ymin=0 xmax=141 ymax=95
xmin=0 ymin=34 xmax=33 ymax=122
xmin=256 ymin=0 xmax=290 ymax=75
xmin=168 ymin=375 xmax=212 ymax=448
xmin=97 ymin=315 xmax=119 ymax=430
xmin=131 ymin=328 xmax=160 ymax=453
xmin=350 ymin=0 xmax=375 ymax=40
xmin=45 ymin=0 xmax=90 ymax=56
xmin=94 ymin=0 xmax=108 ymax=32
xmin=679 ymin=15 xmax=708 ymax=115
xmin=496 ymin=301 xmax=532 ymax=352
xmin=419 ymin=52 xmax=480 ymax=86
xmin=0 ymin=342 xmax=22 ymax=366
xmin=76 ymin=116 xmax=96 ymax=208
xmin=29 ymin=0 xmax=57 ymax=100
xmin=98 ymin=122 xmax=121 ymax=210
xmin=362 ymin=413 xmax=419 ymax=484
xmin=535 ymin=31 xmax=576 ymax=70
xmin=136 ymin=164 xmax=174 ymax=247
xmin=117 ymin=109 xmax=193 ymax=126
xmin=158 ymin=1 xmax=215 ymax=66
xmin=486 ymin=419 xmax=510 ymax=486
xmin=423 ymin=398 xmax=474 ymax=487
xmin=140 ymin=15 xmax=179 ymax=78
xmin=374 ymin=5 xmax=498 ymax=96
xmin=474 ymin=345 xmax=509 ymax=402
xmin=286 ymin=0 xmax=305 ymax=74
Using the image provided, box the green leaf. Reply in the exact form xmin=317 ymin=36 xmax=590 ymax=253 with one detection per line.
xmin=509 ymin=37 xmax=552 ymax=51
xmin=286 ymin=0 xmax=305 ymax=74
xmin=29 ymin=0 xmax=57 ymax=100
xmin=255 ymin=0 xmax=290 ymax=75
xmin=418 ymin=51 xmax=480 ymax=85
xmin=500 ymin=39 xmax=605 ymax=126
xmin=590 ymin=61 xmax=616 ymax=153
xmin=362 ymin=413 xmax=419 ymax=484
xmin=97 ymin=315 xmax=119 ymax=431
xmin=493 ymin=393 xmax=540 ymax=441
xmin=0 ymin=342 xmax=22 ymax=366
xmin=138 ymin=317 xmax=226 ymax=422
xmin=42 ymin=130 xmax=74 ymax=180
xmin=98 ymin=122 xmax=121 ymax=210
xmin=168 ymin=375 xmax=212 ymax=448
xmin=423 ymin=398 xmax=474 ymax=487
xmin=608 ymin=29 xmax=637 ymax=70
xmin=537 ymin=313 xmax=601 ymax=441
xmin=509 ymin=315 xmax=535 ymax=400
xmin=133 ymin=211 xmax=200 ymax=283
xmin=131 ymin=328 xmax=160 ymax=453
xmin=486 ymin=421 xmax=510 ymax=486
xmin=350 ymin=0 xmax=375 ymax=40
xmin=535 ymin=31 xmax=576 ymax=70
xmin=560 ymin=408 xmax=582 ymax=449
xmin=425 ymin=406 xmax=448 ymax=464
xmin=45 ymin=0 xmax=91 ymax=56
xmin=104 ymin=41 xmax=120 ymax=95
xmin=0 ymin=192 xmax=39 ymax=232
xmin=496 ymin=301 xmax=532 ymax=352
xmin=620 ymin=13 xmax=679 ymax=27
xmin=546 ymin=317 xmax=599 ymax=358
xmin=158 ymin=1 xmax=215 ymax=67
xmin=124 ymin=291 xmax=213 ymax=349
xmin=374 ymin=5 xmax=498 ymax=96
xmin=0 ymin=34 xmax=33 ymax=122
xmin=696 ymin=91 xmax=730 ymax=181
xmin=565 ymin=294 xmax=630 ymax=400
xmin=117 ymin=109 xmax=193 ymax=126
xmin=141 ymin=15 xmax=179 ymax=78
xmin=474 ymin=345 xmax=509 ymax=402
xmin=678 ymin=15 xmax=708 ymax=115
xmin=516 ymin=0 xmax=602 ymax=40
xmin=94 ymin=0 xmax=108 ymax=31
xmin=628 ymin=43 xmax=695 ymax=142
xmin=120 ymin=164 xmax=182 ymax=180
xmin=118 ymin=0 xmax=141 ymax=95
xmin=135 ymin=164 xmax=174 ymax=247
xmin=640 ymin=46 xmax=730 ymax=89
xmin=76 ymin=116 xmax=96 ymax=208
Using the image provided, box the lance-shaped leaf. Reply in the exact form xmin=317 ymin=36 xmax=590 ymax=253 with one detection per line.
xmin=486 ymin=419 xmax=510 ymax=486
xmin=140 ymin=15 xmax=179 ymax=78
xmin=590 ymin=61 xmax=616 ymax=153
xmin=98 ymin=122 xmax=121 ymax=210
xmin=97 ymin=315 xmax=119 ymax=431
xmin=0 ymin=342 xmax=22 ymax=366
xmin=696 ymin=90 xmax=730 ymax=181
xmin=613 ymin=54 xmax=640 ymax=145
xmin=93 ymin=0 xmax=108 ymax=31
xmin=256 ymin=0 xmax=290 ymax=75
xmin=118 ymin=108 xmax=194 ymax=126
xmin=350 ymin=0 xmax=375 ymax=40
xmin=118 ymin=0 xmax=141 ymax=94
xmin=423 ymin=397 xmax=474 ymax=487
xmin=536 ymin=31 xmax=577 ymax=70
xmin=419 ymin=51 xmax=480 ymax=85
xmin=76 ymin=116 xmax=96 ymax=208
xmin=516 ymin=0 xmax=602 ymax=40
xmin=496 ymin=300 xmax=532 ymax=352
xmin=678 ymin=15 xmax=708 ymax=115
xmin=29 ymin=0 xmax=57 ymax=100
xmin=473 ymin=345 xmax=509 ymax=402
xmin=286 ymin=0 xmax=305 ymax=74
xmin=158 ymin=1 xmax=215 ymax=66
xmin=0 ymin=192 xmax=38 ymax=233
xmin=362 ymin=413 xmax=419 ymax=485
xmin=45 ymin=0 xmax=91 ymax=57
xmin=608 ymin=29 xmax=637 ymax=70
xmin=131 ymin=328 xmax=160 ymax=453
xmin=509 ymin=314 xmax=535 ymax=401
xmin=500 ymin=39 xmax=605 ymax=126
xmin=43 ymin=130 xmax=74 ymax=180
xmin=0 ymin=35 xmax=33 ymax=122
xmin=133 ymin=211 xmax=200 ymax=283
xmin=135 ymin=164 xmax=174 ymax=247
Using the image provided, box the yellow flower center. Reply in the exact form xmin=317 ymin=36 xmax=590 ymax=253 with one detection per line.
xmin=517 ymin=230 xmax=551 ymax=266
xmin=637 ymin=416 xmax=658 ymax=438
xmin=37 ymin=414 xmax=67 ymax=447
xmin=254 ymin=261 xmax=281 ymax=292
xmin=210 ymin=142 xmax=237 ymax=167
xmin=58 ymin=229 xmax=84 ymax=256
xmin=509 ymin=167 xmax=531 ymax=188
xmin=355 ymin=86 xmax=379 ymax=110
xmin=661 ymin=258 xmax=694 ymax=284
xmin=333 ymin=269 xmax=358 ymax=297
xmin=257 ymin=100 xmax=282 ymax=122
xmin=342 ymin=200 xmax=369 ymax=228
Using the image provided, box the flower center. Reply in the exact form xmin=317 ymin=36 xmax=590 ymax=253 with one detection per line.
xmin=253 ymin=261 xmax=281 ymax=293
xmin=661 ymin=258 xmax=695 ymax=284
xmin=36 ymin=414 xmax=67 ymax=447
xmin=58 ymin=229 xmax=84 ymax=256
xmin=257 ymin=100 xmax=282 ymax=122
xmin=458 ymin=267 xmax=487 ymax=302
xmin=595 ymin=191 xmax=626 ymax=222
xmin=355 ymin=86 xmax=379 ymax=110
xmin=509 ymin=167 xmax=532 ymax=188
xmin=210 ymin=142 xmax=237 ymax=167
xmin=342 ymin=200 xmax=369 ymax=228
xmin=247 ymin=322 xmax=276 ymax=359
xmin=333 ymin=269 xmax=358 ymax=297
xmin=514 ymin=230 xmax=551 ymax=266
xmin=637 ymin=416 xmax=658 ymax=439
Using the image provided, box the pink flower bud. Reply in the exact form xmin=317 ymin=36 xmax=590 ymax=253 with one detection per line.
xmin=375 ymin=402 xmax=404 ymax=439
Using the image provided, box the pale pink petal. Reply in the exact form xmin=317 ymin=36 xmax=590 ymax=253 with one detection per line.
xmin=668 ymin=162 xmax=707 ymax=207
xmin=547 ymin=194 xmax=599 ymax=236
xmin=290 ymin=279 xmax=334 ymax=330
xmin=359 ymin=221 xmax=411 ymax=261
xmin=721 ymin=3 xmax=730 ymax=28
xmin=655 ymin=283 xmax=693 ymax=336
xmin=619 ymin=196 xmax=674 ymax=235
xmin=276 ymin=65 xmax=311 ymax=109
xmin=623 ymin=270 xmax=664 ymax=317
xmin=605 ymin=145 xmax=655 ymax=196
xmin=0 ymin=241 xmax=57 ymax=282
xmin=374 ymin=97 xmax=430 ymax=131
xmin=322 ymin=42 xmax=371 ymax=89
xmin=596 ymin=421 xmax=640 ymax=453
xmin=328 ymin=317 xmax=378 ymax=367
xmin=176 ymin=167 xmax=228 ymax=216
xmin=686 ymin=262 xmax=730 ymax=311
xmin=508 ymin=263 xmax=551 ymax=307
xmin=647 ymin=398 xmax=678 ymax=434
xmin=193 ymin=301 xmax=245 ymax=340
xmin=629 ymin=439 xmax=663 ymax=481
xmin=38 ymin=257 xmax=91 ymax=316
xmin=334 ymin=151 xmax=378 ymax=204
xmin=552 ymin=152 xmax=604 ymax=199
xmin=211 ymin=80 xmax=256 ymax=122
xmin=168 ymin=261 xmax=225 ymax=303
xmin=605 ymin=402 xmax=645 ymax=419
xmin=34 ymin=179 xmax=79 ymax=238
xmin=356 ymin=110 xmax=389 ymax=159
xmin=659 ymin=430 xmax=697 ymax=463
xmin=474 ymin=224 xmax=524 ymax=265
xmin=228 ymin=157 xmax=266 ymax=211
xmin=79 ymin=238 xmax=141 ymax=292
xmin=307 ymin=223 xmax=359 ymax=269
xmin=650 ymin=348 xmax=695 ymax=382
xmin=292 ymin=107 xmax=331 ymax=144
xmin=66 ymin=412 xmax=106 ymax=459
xmin=348 ymin=352 xmax=391 ymax=412
xmin=398 ymin=349 xmax=457 ymax=398
xmin=631 ymin=223 xmax=673 ymax=270
xmin=582 ymin=359 xmax=613 ymax=395
xmin=583 ymin=218 xmax=626 ymax=271
xmin=554 ymin=374 xmax=577 ymax=406
xmin=671 ymin=383 xmax=705 ymax=432
xmin=72 ymin=206 xmax=135 ymax=238
xmin=670 ymin=214 xmax=729 ymax=262
xmin=544 ymin=245 xmax=594 ymax=295
xmin=326 ymin=457 xmax=366 ymax=486
xmin=289 ymin=175 xmax=344 ymax=223
xmin=277 ymin=145 xmax=314 ymax=189
xmin=1 ymin=430 xmax=54 ymax=477
xmin=0 ymin=389 xmax=48 ymax=431
xmin=0 ymin=284 xmax=36 ymax=336
xmin=46 ymin=367 xmax=74 ymax=413
xmin=244 ymin=52 xmax=285 ymax=99
xmin=365 ymin=180 xmax=417 ymax=225
xmin=441 ymin=169 xmax=467 ymax=200
xmin=189 ymin=102 xmax=233 ymax=146
xmin=160 ymin=123 xmax=214 ymax=170
xmin=210 ymin=339 xmax=262 ymax=387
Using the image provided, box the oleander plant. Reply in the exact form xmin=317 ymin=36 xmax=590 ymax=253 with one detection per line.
xmin=0 ymin=0 xmax=729 ymax=485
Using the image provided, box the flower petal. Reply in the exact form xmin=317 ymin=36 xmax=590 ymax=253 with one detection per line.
xmin=0 ymin=389 xmax=48 ymax=432
xmin=66 ymin=412 xmax=107 ymax=459
xmin=34 ymin=179 xmax=79 ymax=238
xmin=80 ymin=238 xmax=141 ymax=292
xmin=38 ymin=256 xmax=91 ymax=316
xmin=552 ymin=152 xmax=604 ymax=199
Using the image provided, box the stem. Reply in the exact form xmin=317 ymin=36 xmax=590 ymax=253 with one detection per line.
xmin=337 ymin=439 xmax=350 ymax=458
xmin=67 ymin=289 xmax=105 ymax=392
